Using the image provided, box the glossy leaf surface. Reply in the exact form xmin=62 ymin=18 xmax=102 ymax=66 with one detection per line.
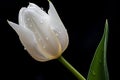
xmin=87 ymin=20 xmax=109 ymax=80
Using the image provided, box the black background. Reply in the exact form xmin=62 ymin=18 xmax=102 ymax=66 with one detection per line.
xmin=0 ymin=0 xmax=118 ymax=80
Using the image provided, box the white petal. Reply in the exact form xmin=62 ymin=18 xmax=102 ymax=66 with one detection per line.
xmin=7 ymin=21 xmax=51 ymax=61
xmin=48 ymin=1 xmax=69 ymax=52
xmin=18 ymin=8 xmax=62 ymax=59
xmin=26 ymin=2 xmax=68 ymax=54
xmin=19 ymin=3 xmax=48 ymax=27
xmin=19 ymin=7 xmax=27 ymax=27
xmin=48 ymin=1 xmax=61 ymax=24
xmin=27 ymin=3 xmax=48 ymax=17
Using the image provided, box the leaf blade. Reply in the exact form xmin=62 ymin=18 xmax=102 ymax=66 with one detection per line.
xmin=87 ymin=20 xmax=109 ymax=80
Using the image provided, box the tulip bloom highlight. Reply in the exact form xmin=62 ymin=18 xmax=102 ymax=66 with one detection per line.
xmin=8 ymin=1 xmax=69 ymax=62
xmin=8 ymin=1 xmax=87 ymax=80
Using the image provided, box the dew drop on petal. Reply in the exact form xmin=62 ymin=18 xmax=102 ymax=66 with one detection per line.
xmin=41 ymin=7 xmax=44 ymax=10
xmin=50 ymin=26 xmax=60 ymax=37
xmin=24 ymin=47 xmax=27 ymax=50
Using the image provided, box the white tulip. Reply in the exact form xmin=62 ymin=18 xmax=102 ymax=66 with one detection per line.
xmin=7 ymin=1 xmax=69 ymax=62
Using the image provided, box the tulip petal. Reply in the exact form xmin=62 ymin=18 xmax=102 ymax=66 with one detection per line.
xmin=18 ymin=8 xmax=62 ymax=59
xmin=8 ymin=21 xmax=52 ymax=61
xmin=9 ymin=2 xmax=69 ymax=61
xmin=48 ymin=1 xmax=61 ymax=24
xmin=19 ymin=3 xmax=48 ymax=27
xmin=19 ymin=7 xmax=27 ymax=27
xmin=27 ymin=3 xmax=48 ymax=18
xmin=48 ymin=1 xmax=69 ymax=52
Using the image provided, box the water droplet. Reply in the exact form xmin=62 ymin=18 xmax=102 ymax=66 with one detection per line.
xmin=24 ymin=47 xmax=27 ymax=50
xmin=46 ymin=37 xmax=49 ymax=40
xmin=41 ymin=7 xmax=44 ymax=10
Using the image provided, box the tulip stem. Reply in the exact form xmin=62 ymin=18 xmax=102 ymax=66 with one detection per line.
xmin=58 ymin=56 xmax=86 ymax=80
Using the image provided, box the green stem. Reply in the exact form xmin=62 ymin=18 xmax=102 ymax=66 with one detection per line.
xmin=58 ymin=56 xmax=86 ymax=80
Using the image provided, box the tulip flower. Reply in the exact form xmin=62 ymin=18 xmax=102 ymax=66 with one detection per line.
xmin=8 ymin=1 xmax=69 ymax=62
xmin=8 ymin=1 xmax=86 ymax=80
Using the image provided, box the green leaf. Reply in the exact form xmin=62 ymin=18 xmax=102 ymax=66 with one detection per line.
xmin=87 ymin=19 xmax=109 ymax=80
